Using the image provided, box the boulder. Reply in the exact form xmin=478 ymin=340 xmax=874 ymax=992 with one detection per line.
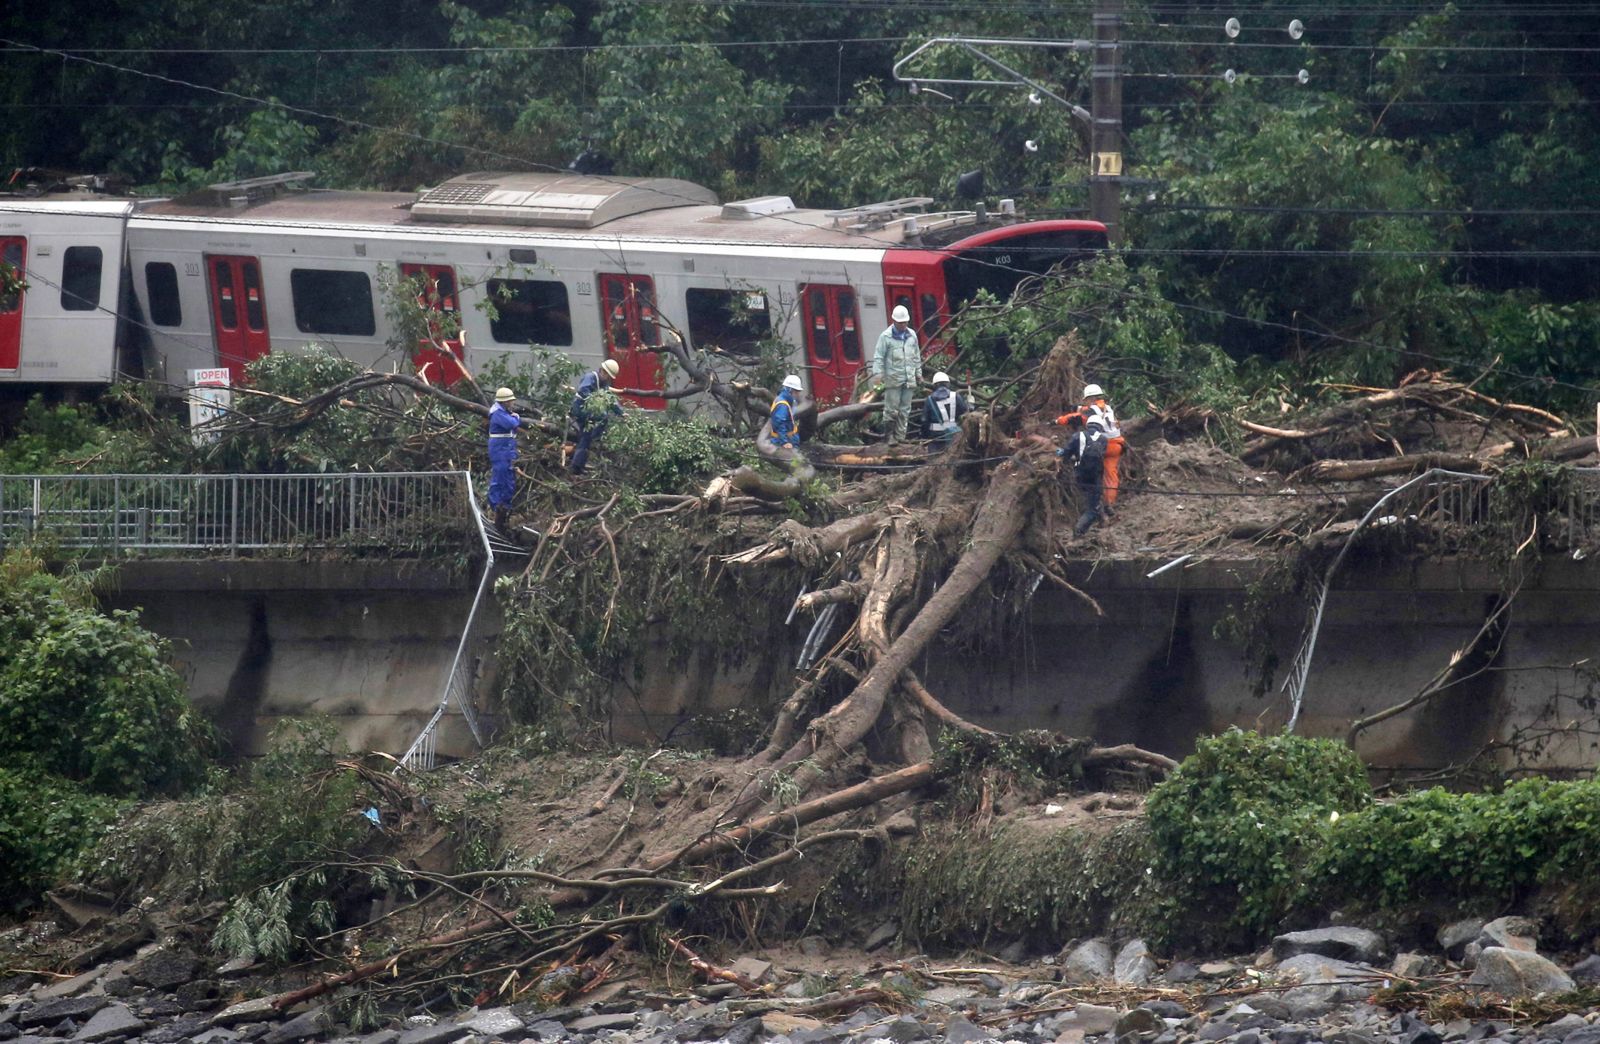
xmin=1112 ymin=1008 xmax=1164 ymax=1040
xmin=863 ymin=922 xmax=899 ymax=953
xmin=260 ymin=1009 xmax=328 ymax=1044
xmin=20 ymin=998 xmax=109 ymax=1027
xmin=128 ymin=950 xmax=200 ymax=991
xmin=1271 ymin=954 xmax=1377 ymax=1011
xmin=460 ymin=1009 xmax=525 ymax=1040
xmin=1162 ymin=962 xmax=1199 ymax=985
xmin=1536 ymin=1014 xmax=1588 ymax=1041
xmin=1570 ymin=954 xmax=1600 ymax=985
xmin=1071 ymin=1005 xmax=1118 ymax=1035
xmin=1059 ymin=939 xmax=1114 ymax=984
xmin=73 ymin=1004 xmax=148 ymax=1043
xmin=1437 ymin=920 xmax=1486 ymax=962
xmin=212 ymin=999 xmax=280 ymax=1027
xmin=1114 ymin=941 xmax=1158 ymax=987
xmin=1476 ymin=917 xmax=1539 ymax=954
xmin=1391 ymin=953 xmax=1440 ymax=978
xmin=1196 ymin=962 xmax=1239 ymax=980
xmin=1467 ymin=947 xmax=1575 ymax=996
xmin=1271 ymin=927 xmax=1388 ymax=965
xmin=395 ymin=1024 xmax=469 ymax=1044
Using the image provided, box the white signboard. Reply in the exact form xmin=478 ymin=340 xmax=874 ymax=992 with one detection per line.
xmin=188 ymin=368 xmax=232 ymax=444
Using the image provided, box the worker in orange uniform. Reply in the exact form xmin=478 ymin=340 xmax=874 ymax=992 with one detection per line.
xmin=1055 ymin=382 xmax=1124 ymax=519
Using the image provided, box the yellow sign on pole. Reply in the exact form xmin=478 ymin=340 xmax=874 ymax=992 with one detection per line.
xmin=1094 ymin=151 xmax=1123 ymax=177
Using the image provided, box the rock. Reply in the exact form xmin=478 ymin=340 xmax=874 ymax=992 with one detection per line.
xmin=923 ymin=986 xmax=978 ymax=1006
xmin=175 ymin=980 xmax=224 ymax=1010
xmin=1162 ymin=962 xmax=1199 ymax=985
xmin=797 ymin=937 xmax=829 ymax=959
xmin=1391 ymin=953 xmax=1439 ymax=979
xmin=1272 ymin=927 xmax=1388 ymax=965
xmin=37 ymin=968 xmax=112 ymax=1001
xmin=1114 ymin=941 xmax=1158 ymax=987
xmin=127 ymin=951 xmax=199 ymax=991
xmin=997 ymin=941 xmax=1029 ymax=965
xmin=1139 ymin=1002 xmax=1186 ymax=1021
xmin=1569 ymin=954 xmax=1600 ymax=985
xmin=864 ymin=922 xmax=900 ymax=953
xmin=262 ymin=1009 xmax=330 ymax=1044
xmin=1271 ymin=954 xmax=1376 ymax=1012
xmin=396 ymin=1024 xmax=469 ymax=1044
xmin=565 ymin=1014 xmax=636 ymax=1033
xmin=20 ymin=998 xmax=110 ymax=1027
xmin=212 ymin=1000 xmax=282 ymax=1028
xmin=1561 ymin=1028 xmax=1600 ymax=1044
xmin=1327 ymin=1033 xmax=1379 ymax=1044
xmin=1113 ymin=1008 xmax=1164 ymax=1040
xmin=191 ymin=1030 xmax=242 ymax=1044
xmin=1438 ymin=920 xmax=1486 ymax=962
xmin=461 ymin=1009 xmax=524 ymax=1040
xmin=1054 ymin=1030 xmax=1085 ymax=1044
xmin=879 ymin=1015 xmax=933 ymax=1042
xmin=1398 ymin=1012 xmax=1442 ymax=1044
xmin=1538 ymin=1015 xmax=1588 ymax=1041
xmin=520 ymin=1022 xmax=563 ymax=1041
xmin=1196 ymin=962 xmax=1238 ymax=980
xmin=216 ymin=957 xmax=259 ymax=979
xmin=144 ymin=1017 xmax=212 ymax=1044
xmin=1477 ymin=917 xmax=1539 ymax=954
xmin=73 ymin=1004 xmax=147 ymax=1043
xmin=1468 ymin=947 xmax=1575 ymax=996
xmin=729 ymin=958 xmax=773 ymax=985
xmin=764 ymin=1015 xmax=824 ymax=1036
xmin=100 ymin=975 xmax=136 ymax=999
xmin=1072 ymin=1005 xmax=1118 ymax=1036
xmin=1059 ymin=940 xmax=1114 ymax=984
xmin=1272 ymin=1029 xmax=1315 ymax=1044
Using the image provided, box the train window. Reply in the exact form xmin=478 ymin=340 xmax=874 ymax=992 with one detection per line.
xmin=60 ymin=247 xmax=102 ymax=311
xmin=686 ymin=288 xmax=771 ymax=356
xmin=838 ymin=290 xmax=861 ymax=363
xmin=807 ymin=288 xmax=830 ymax=362
xmin=243 ymin=262 xmax=266 ymax=330
xmin=214 ymin=261 xmax=237 ymax=329
xmin=290 ymin=268 xmax=376 ymax=336
xmin=919 ymin=293 xmax=940 ymax=341
xmin=487 ymin=278 xmax=572 ymax=347
xmin=146 ymin=263 xmax=182 ymax=326
xmin=0 ymin=239 xmax=22 ymax=313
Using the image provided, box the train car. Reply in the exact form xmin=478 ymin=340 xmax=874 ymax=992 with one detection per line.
xmin=0 ymin=172 xmax=1108 ymax=407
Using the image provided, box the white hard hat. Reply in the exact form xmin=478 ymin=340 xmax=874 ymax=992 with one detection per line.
xmin=600 ymin=359 xmax=620 ymax=379
xmin=891 ymin=305 xmax=911 ymax=323
xmin=782 ymin=374 xmax=803 ymax=391
xmin=932 ymin=371 xmax=951 ymax=384
xmin=495 ymin=387 xmax=515 ymax=403
xmin=1082 ymin=383 xmax=1104 ymax=399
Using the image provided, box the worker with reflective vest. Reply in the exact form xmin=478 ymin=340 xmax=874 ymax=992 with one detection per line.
xmin=1056 ymin=382 xmax=1125 ymax=515
xmin=487 ymin=387 xmax=524 ymax=532
xmin=922 ymin=371 xmax=970 ymax=446
xmin=769 ymin=374 xmax=803 ymax=451
xmin=569 ymin=358 xmax=622 ymax=475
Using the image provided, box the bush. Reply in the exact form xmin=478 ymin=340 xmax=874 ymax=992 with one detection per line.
xmin=0 ymin=767 xmax=119 ymax=910
xmin=1144 ymin=729 xmax=1371 ymax=948
xmin=605 ymin=413 xmax=751 ymax=494
xmin=0 ymin=551 xmax=210 ymax=797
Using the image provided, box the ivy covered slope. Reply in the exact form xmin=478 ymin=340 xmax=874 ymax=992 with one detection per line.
xmin=0 ymin=551 xmax=211 ymax=908
xmin=897 ymin=730 xmax=1600 ymax=954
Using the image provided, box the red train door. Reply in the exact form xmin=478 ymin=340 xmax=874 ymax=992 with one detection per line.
xmin=400 ymin=262 xmax=465 ymax=386
xmin=598 ymin=273 xmax=665 ymax=410
xmin=206 ymin=255 xmax=271 ymax=382
xmin=0 ymin=237 xmax=25 ymax=373
xmin=800 ymin=283 xmax=862 ymax=407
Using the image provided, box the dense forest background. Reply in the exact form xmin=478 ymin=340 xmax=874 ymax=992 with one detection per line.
xmin=3 ymin=0 xmax=1599 ymax=413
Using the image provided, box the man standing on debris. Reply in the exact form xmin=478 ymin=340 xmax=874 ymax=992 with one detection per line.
xmin=1055 ymin=408 xmax=1106 ymax=537
xmin=487 ymin=387 xmax=524 ymax=533
xmin=922 ymin=371 xmax=969 ymax=447
xmin=569 ymin=358 xmax=623 ymax=476
xmin=768 ymin=374 xmax=804 ymax=455
xmin=1057 ymin=382 xmax=1124 ymax=518
xmin=872 ymin=304 xmax=921 ymax=444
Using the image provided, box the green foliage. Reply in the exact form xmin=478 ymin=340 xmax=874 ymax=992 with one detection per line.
xmin=951 ymin=257 xmax=1240 ymax=416
xmin=0 ymin=549 xmax=210 ymax=798
xmin=1144 ymin=729 xmax=1371 ymax=948
xmin=897 ymin=820 xmax=1159 ymax=948
xmin=0 ymin=767 xmax=120 ymax=910
xmin=0 ymin=398 xmax=108 ymax=474
xmin=932 ymin=729 xmax=1093 ymax=814
xmin=605 ymin=413 xmax=753 ymax=494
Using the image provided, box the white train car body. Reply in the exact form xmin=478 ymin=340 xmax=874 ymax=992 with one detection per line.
xmin=0 ymin=173 xmax=1109 ymax=407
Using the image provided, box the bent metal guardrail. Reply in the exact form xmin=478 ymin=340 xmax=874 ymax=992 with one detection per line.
xmin=0 ymin=471 xmax=488 ymax=771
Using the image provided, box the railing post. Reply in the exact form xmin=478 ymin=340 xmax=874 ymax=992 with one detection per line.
xmin=230 ymin=475 xmax=240 ymax=556
xmin=112 ymin=476 xmax=121 ymax=556
xmin=31 ymin=477 xmax=41 ymax=538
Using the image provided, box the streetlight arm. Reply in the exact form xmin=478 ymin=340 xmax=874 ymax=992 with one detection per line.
xmin=891 ymin=36 xmax=1094 ymax=127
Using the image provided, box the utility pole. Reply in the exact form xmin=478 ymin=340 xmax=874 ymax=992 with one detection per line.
xmin=1090 ymin=0 xmax=1124 ymax=245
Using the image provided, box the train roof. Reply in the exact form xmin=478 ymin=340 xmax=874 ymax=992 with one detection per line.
xmin=129 ymin=171 xmax=1098 ymax=252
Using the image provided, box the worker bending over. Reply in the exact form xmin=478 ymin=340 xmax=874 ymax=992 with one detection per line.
xmin=569 ymin=358 xmax=623 ymax=475
xmin=486 ymin=387 xmax=524 ymax=533
xmin=1056 ymin=413 xmax=1106 ymax=537
xmin=768 ymin=374 xmax=803 ymax=454
xmin=872 ymin=305 xmax=921 ymax=444
xmin=1056 ymin=382 xmax=1124 ymax=516
xmin=923 ymin=371 xmax=970 ymax=446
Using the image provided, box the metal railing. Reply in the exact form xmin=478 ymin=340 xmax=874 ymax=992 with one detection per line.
xmin=0 ymin=470 xmax=491 ymax=770
xmin=0 ymin=472 xmax=474 ymax=555
xmin=396 ymin=472 xmax=493 ymax=773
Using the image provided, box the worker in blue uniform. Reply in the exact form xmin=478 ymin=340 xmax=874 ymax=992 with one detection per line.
xmin=922 ymin=371 xmax=969 ymax=446
xmin=768 ymin=374 xmax=803 ymax=454
xmin=1056 ymin=412 xmax=1107 ymax=537
xmin=569 ymin=358 xmax=622 ymax=475
xmin=487 ymin=386 xmax=524 ymax=532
